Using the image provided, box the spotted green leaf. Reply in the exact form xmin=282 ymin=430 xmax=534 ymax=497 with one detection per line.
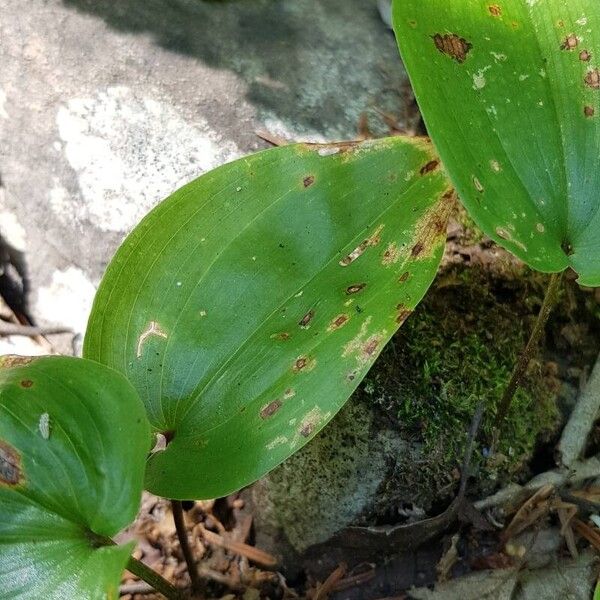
xmin=393 ymin=0 xmax=600 ymax=285
xmin=0 ymin=356 xmax=150 ymax=599
xmin=84 ymin=138 xmax=452 ymax=500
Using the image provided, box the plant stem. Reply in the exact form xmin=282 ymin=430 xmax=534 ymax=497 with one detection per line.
xmin=495 ymin=271 xmax=563 ymax=425
xmin=171 ymin=500 xmax=202 ymax=593
xmin=89 ymin=533 xmax=183 ymax=599
xmin=126 ymin=556 xmax=184 ymax=600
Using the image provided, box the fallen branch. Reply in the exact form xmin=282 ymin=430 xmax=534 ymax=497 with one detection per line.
xmin=200 ymin=526 xmax=277 ymax=568
xmin=558 ymin=352 xmax=600 ymax=467
xmin=0 ymin=321 xmax=72 ymax=337
xmin=475 ymin=456 xmax=600 ymax=512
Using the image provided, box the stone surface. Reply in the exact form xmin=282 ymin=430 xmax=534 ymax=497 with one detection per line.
xmin=250 ymin=396 xmax=413 ymax=555
xmin=0 ymin=0 xmax=407 ymax=345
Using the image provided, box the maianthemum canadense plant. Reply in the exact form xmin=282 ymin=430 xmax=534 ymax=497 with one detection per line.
xmin=1 ymin=1 xmax=599 ymax=598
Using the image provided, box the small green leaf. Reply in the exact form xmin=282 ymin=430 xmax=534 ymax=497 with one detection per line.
xmin=84 ymin=138 xmax=452 ymax=499
xmin=0 ymin=356 xmax=150 ymax=599
xmin=393 ymin=0 xmax=600 ymax=285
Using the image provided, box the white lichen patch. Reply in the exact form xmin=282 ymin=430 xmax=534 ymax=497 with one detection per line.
xmin=0 ymin=88 xmax=8 ymax=119
xmin=0 ymin=335 xmax=45 ymax=357
xmin=54 ymin=86 xmax=240 ymax=233
xmin=136 ymin=321 xmax=168 ymax=358
xmin=36 ymin=267 xmax=97 ymax=335
xmin=0 ymin=211 xmax=27 ymax=252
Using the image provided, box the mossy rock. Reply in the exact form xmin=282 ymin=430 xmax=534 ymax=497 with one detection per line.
xmin=251 ymin=262 xmax=574 ymax=556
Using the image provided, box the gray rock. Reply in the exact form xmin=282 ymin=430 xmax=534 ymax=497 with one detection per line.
xmin=0 ymin=0 xmax=407 ymax=350
xmin=250 ymin=394 xmax=425 ymax=557
xmin=409 ymin=552 xmax=597 ymax=600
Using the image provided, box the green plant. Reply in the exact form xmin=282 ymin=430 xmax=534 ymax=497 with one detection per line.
xmin=392 ymin=0 xmax=600 ymax=424
xmin=1 ymin=139 xmax=451 ymax=597
xmin=1 ymin=2 xmax=599 ymax=596
xmin=0 ymin=356 xmax=163 ymax=598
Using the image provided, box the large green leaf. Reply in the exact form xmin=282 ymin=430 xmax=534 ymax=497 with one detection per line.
xmin=393 ymin=0 xmax=600 ymax=286
xmin=84 ymin=138 xmax=453 ymax=500
xmin=0 ymin=356 xmax=150 ymax=599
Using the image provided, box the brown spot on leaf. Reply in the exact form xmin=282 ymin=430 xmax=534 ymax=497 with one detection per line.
xmin=434 ymin=217 xmax=446 ymax=234
xmin=328 ymin=314 xmax=349 ymax=331
xmin=580 ymin=50 xmax=592 ymax=62
xmin=433 ymin=33 xmax=472 ymax=63
xmin=585 ymin=105 xmax=595 ymax=117
xmin=260 ymin=400 xmax=282 ymax=419
xmin=271 ymin=332 xmax=291 ymax=341
xmin=0 ymin=440 xmax=22 ymax=486
xmin=411 ymin=242 xmax=424 ymax=257
xmin=419 ymin=160 xmax=440 ymax=175
xmin=293 ymin=355 xmax=316 ymax=373
xmin=585 ymin=69 xmax=600 ymax=89
xmin=339 ymin=224 xmax=384 ymax=266
xmin=362 ymin=336 xmax=381 ymax=360
xmin=20 ymin=380 xmax=33 ymax=388
xmin=299 ymin=421 xmax=315 ymax=438
xmin=382 ymin=242 xmax=402 ymax=266
xmin=396 ymin=304 xmax=413 ymax=325
xmin=399 ymin=271 xmax=410 ymax=283
xmin=346 ymin=283 xmax=366 ymax=295
xmin=298 ymin=310 xmax=315 ymax=329
xmin=560 ymin=34 xmax=579 ymax=51
xmin=347 ymin=370 xmax=358 ymax=382
xmin=488 ymin=4 xmax=501 ymax=16
xmin=303 ymin=175 xmax=315 ymax=188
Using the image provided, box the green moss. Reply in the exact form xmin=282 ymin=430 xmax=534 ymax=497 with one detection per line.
xmin=360 ymin=264 xmax=560 ymax=495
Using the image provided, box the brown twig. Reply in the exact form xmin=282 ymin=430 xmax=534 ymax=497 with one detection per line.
xmin=199 ymin=526 xmax=277 ymax=568
xmin=0 ymin=321 xmax=71 ymax=337
xmin=255 ymin=129 xmax=291 ymax=147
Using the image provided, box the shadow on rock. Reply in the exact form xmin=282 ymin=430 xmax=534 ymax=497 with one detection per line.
xmin=60 ymin=0 xmax=404 ymax=136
